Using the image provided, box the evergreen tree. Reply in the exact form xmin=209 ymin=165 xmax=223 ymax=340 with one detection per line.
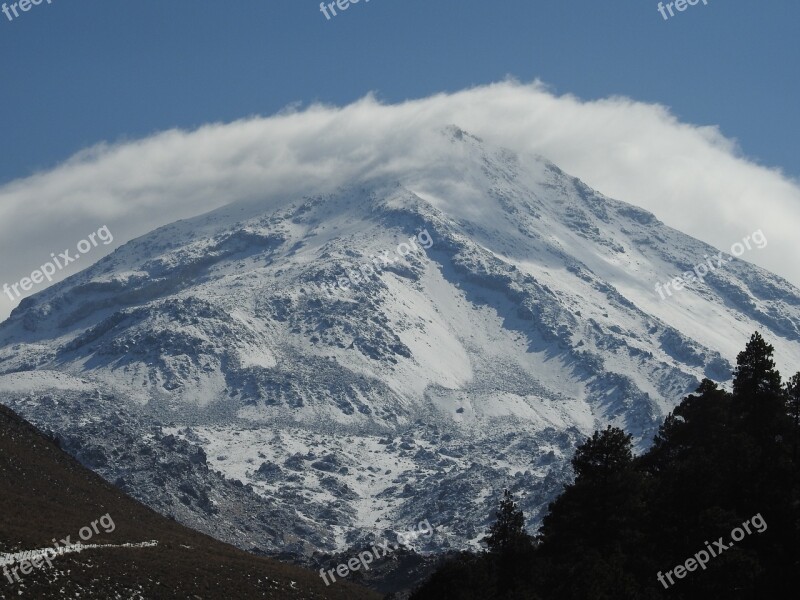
xmin=786 ymin=372 xmax=800 ymax=465
xmin=484 ymin=489 xmax=532 ymax=554
xmin=643 ymin=337 xmax=796 ymax=597
xmin=539 ymin=427 xmax=646 ymax=599
xmin=733 ymin=332 xmax=783 ymax=398
xmin=643 ymin=378 xmax=733 ymax=503
xmin=571 ymin=425 xmax=634 ymax=481
xmin=484 ymin=489 xmax=538 ymax=597
xmin=729 ymin=333 xmax=793 ymax=506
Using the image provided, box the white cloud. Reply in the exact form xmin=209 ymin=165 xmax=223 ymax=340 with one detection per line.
xmin=2 ymin=80 xmax=799 ymax=321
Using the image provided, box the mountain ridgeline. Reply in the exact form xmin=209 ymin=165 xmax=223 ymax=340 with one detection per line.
xmin=0 ymin=128 xmax=799 ymax=570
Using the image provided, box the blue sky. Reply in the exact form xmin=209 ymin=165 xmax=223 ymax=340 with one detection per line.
xmin=0 ymin=0 xmax=798 ymax=184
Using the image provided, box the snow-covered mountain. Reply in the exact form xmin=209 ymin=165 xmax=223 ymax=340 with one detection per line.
xmin=1 ymin=126 xmax=799 ymax=554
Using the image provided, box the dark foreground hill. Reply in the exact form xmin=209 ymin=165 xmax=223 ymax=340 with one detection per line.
xmin=0 ymin=403 xmax=380 ymax=600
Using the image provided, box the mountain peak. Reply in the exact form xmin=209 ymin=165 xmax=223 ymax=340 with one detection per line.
xmin=2 ymin=140 xmax=799 ymax=553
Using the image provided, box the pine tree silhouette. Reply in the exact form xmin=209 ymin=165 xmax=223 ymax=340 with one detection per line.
xmin=733 ymin=331 xmax=783 ymax=398
xmin=484 ymin=489 xmax=532 ymax=554
xmin=786 ymin=372 xmax=800 ymax=465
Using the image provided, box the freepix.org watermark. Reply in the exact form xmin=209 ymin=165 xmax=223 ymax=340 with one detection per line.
xmin=2 ymin=0 xmax=55 ymax=23
xmin=656 ymin=513 xmax=767 ymax=589
xmin=320 ymin=0 xmax=371 ymax=21
xmin=2 ymin=225 xmax=113 ymax=303
xmin=654 ymin=229 xmax=767 ymax=300
xmin=317 ymin=229 xmax=433 ymax=298
xmin=657 ymin=0 xmax=709 ymax=21
xmin=319 ymin=519 xmax=434 ymax=586
xmin=2 ymin=513 xmax=115 ymax=584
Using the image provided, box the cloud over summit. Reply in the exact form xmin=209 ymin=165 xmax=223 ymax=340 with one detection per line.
xmin=1 ymin=80 xmax=798 ymax=321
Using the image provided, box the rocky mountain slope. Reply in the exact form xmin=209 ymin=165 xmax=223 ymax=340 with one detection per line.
xmin=1 ymin=126 xmax=799 ymax=557
xmin=0 ymin=402 xmax=378 ymax=599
